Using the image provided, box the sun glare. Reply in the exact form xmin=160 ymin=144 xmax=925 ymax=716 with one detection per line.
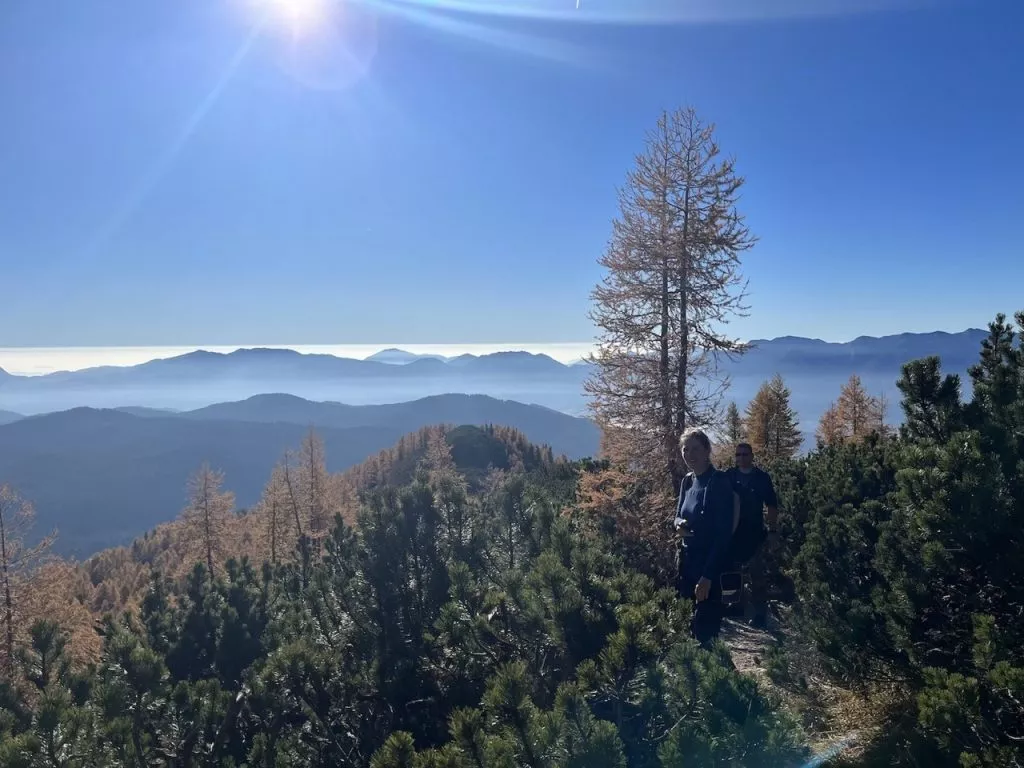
xmin=262 ymin=0 xmax=329 ymax=33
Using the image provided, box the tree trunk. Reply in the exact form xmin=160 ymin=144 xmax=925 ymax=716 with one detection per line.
xmin=675 ymin=181 xmax=692 ymax=488
xmin=203 ymin=475 xmax=215 ymax=580
xmin=660 ymin=185 xmax=674 ymax=487
xmin=270 ymin=498 xmax=278 ymax=565
xmin=0 ymin=514 xmax=13 ymax=677
xmin=284 ymin=459 xmax=304 ymax=538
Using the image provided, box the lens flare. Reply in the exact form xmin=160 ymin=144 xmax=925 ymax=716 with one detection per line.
xmin=262 ymin=0 xmax=329 ymax=33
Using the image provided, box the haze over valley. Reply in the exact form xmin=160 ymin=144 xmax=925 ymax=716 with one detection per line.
xmin=0 ymin=327 xmax=991 ymax=558
xmin=0 ymin=327 xmax=989 ymax=426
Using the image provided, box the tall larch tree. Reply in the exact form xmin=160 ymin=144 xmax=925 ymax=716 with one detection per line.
xmin=837 ymin=374 xmax=875 ymax=439
xmin=745 ymin=373 xmax=803 ymax=463
xmin=816 ymin=375 xmax=888 ymax=446
xmin=280 ymin=449 xmax=304 ymax=539
xmin=257 ymin=462 xmax=291 ymax=566
xmin=816 ymin=402 xmax=845 ymax=447
xmin=180 ymin=465 xmax=234 ymax=580
xmin=586 ymin=106 xmax=754 ymax=489
xmin=0 ymin=485 xmax=54 ymax=678
xmin=300 ymin=429 xmax=331 ymax=539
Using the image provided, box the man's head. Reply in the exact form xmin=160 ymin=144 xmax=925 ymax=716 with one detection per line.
xmin=680 ymin=428 xmax=713 ymax=474
xmin=735 ymin=442 xmax=754 ymax=471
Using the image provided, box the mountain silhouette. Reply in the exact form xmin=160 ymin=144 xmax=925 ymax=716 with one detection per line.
xmin=179 ymin=393 xmax=598 ymax=457
xmin=0 ymin=329 xmax=992 ymax=423
xmin=365 ymin=349 xmax=448 ymax=364
xmin=0 ymin=394 xmax=599 ymax=557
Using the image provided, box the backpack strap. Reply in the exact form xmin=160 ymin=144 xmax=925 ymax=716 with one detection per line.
xmin=674 ymin=472 xmax=696 ymax=529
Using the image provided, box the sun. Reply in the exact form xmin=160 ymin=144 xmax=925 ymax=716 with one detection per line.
xmin=262 ymin=0 xmax=329 ymax=33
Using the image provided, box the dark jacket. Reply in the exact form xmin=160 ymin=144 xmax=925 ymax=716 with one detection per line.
xmin=725 ymin=466 xmax=778 ymax=511
xmin=675 ymin=467 xmax=735 ymax=582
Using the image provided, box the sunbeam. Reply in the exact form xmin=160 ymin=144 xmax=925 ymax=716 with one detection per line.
xmin=371 ymin=0 xmax=595 ymax=67
xmin=375 ymin=0 xmax=924 ymax=25
xmin=79 ymin=23 xmax=263 ymax=263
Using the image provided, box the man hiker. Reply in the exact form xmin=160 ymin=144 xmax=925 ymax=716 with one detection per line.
xmin=674 ymin=428 xmax=740 ymax=647
xmin=728 ymin=442 xmax=779 ymax=630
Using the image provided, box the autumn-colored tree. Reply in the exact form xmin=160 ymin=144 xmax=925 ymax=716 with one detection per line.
xmin=837 ymin=374 xmax=876 ymax=439
xmin=0 ymin=485 xmax=54 ymax=678
xmin=586 ymin=106 xmax=754 ymax=491
xmin=180 ymin=465 xmax=234 ymax=580
xmin=421 ymin=426 xmax=457 ymax=482
xmin=280 ymin=449 xmax=304 ymax=539
xmin=745 ymin=374 xmax=803 ymax=464
xmin=816 ymin=402 xmax=845 ymax=447
xmin=257 ymin=463 xmax=291 ymax=566
xmin=576 ymin=463 xmax=676 ymax=581
xmin=816 ymin=375 xmax=887 ymax=446
xmin=333 ymin=475 xmax=360 ymax=525
xmin=300 ymin=429 xmax=332 ymax=538
xmin=19 ymin=560 xmax=101 ymax=668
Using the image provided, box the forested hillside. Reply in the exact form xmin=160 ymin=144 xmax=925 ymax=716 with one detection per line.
xmin=0 ymin=425 xmax=807 ymax=767
xmin=2 ymin=313 xmax=1023 ymax=765
xmin=0 ymin=396 xmax=596 ymax=557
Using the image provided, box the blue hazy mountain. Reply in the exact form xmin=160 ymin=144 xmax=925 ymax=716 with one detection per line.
xmin=365 ymin=348 xmax=449 ymax=364
xmin=0 ymin=409 xmax=22 ymax=426
xmin=0 ymin=329 xmax=991 ymax=427
xmin=180 ymin=393 xmax=598 ymax=457
xmin=0 ymin=408 xmax=401 ymax=557
xmin=0 ymin=394 xmax=599 ymax=557
xmin=725 ymin=330 xmax=988 ymax=375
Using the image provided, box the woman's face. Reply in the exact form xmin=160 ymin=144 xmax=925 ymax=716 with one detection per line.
xmin=682 ymin=437 xmax=710 ymax=472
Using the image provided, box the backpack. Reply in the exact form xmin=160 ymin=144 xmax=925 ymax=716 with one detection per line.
xmin=727 ymin=468 xmax=767 ymax=564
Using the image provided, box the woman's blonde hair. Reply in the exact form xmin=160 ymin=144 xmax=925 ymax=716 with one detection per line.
xmin=679 ymin=427 xmax=712 ymax=452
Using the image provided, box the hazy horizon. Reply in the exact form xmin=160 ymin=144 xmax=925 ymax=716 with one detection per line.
xmin=0 ymin=343 xmax=598 ymax=376
xmin=0 ymin=321 xmax=990 ymax=377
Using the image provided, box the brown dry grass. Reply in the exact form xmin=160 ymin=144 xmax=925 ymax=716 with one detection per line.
xmin=722 ymin=607 xmax=903 ymax=766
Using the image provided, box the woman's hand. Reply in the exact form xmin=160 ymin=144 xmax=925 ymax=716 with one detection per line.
xmin=695 ymin=577 xmax=711 ymax=603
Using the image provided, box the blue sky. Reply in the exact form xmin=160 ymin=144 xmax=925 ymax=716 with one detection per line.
xmin=1 ymin=0 xmax=1021 ymax=347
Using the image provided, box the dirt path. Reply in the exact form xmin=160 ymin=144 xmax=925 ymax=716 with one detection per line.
xmin=721 ymin=616 xmax=882 ymax=766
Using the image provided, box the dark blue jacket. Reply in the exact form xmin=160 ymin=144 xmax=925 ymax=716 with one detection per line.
xmin=675 ymin=467 xmax=735 ymax=582
xmin=725 ymin=466 xmax=778 ymax=510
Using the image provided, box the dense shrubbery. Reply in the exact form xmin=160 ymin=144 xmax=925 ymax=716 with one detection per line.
xmin=772 ymin=313 xmax=1024 ymax=766
xmin=0 ymin=449 xmax=805 ymax=767
xmin=575 ymin=312 xmax=1024 ymax=766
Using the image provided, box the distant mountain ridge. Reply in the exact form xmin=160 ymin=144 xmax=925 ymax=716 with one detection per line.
xmin=0 ymin=393 xmax=600 ymax=557
xmin=366 ymin=349 xmax=449 ymax=364
xmin=732 ymin=329 xmax=989 ymax=374
xmin=178 ymin=393 xmax=599 ymax=457
xmin=0 ymin=328 xmax=992 ymax=422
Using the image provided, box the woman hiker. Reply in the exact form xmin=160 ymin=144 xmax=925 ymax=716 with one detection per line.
xmin=674 ymin=428 xmax=740 ymax=647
